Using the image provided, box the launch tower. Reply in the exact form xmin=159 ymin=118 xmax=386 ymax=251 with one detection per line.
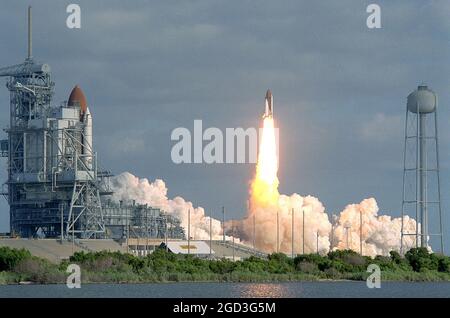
xmin=0 ymin=7 xmax=105 ymax=238
xmin=0 ymin=7 xmax=185 ymax=242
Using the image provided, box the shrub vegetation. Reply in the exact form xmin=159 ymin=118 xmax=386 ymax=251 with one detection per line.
xmin=1 ymin=246 xmax=450 ymax=284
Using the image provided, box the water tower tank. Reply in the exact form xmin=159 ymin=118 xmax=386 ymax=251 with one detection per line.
xmin=407 ymin=84 xmax=437 ymax=113
xmin=401 ymin=84 xmax=444 ymax=254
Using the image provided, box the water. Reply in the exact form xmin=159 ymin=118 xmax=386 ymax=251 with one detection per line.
xmin=0 ymin=282 xmax=449 ymax=298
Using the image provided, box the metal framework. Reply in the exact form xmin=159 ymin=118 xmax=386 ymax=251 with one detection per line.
xmin=0 ymin=59 xmax=106 ymax=238
xmin=401 ymin=86 xmax=444 ymax=254
xmin=0 ymin=7 xmax=185 ymax=242
xmin=102 ymin=200 xmax=184 ymax=240
xmin=0 ymin=7 xmax=105 ymax=238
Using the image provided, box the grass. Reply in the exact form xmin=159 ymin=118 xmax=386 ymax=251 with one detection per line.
xmin=0 ymin=271 xmax=21 ymax=284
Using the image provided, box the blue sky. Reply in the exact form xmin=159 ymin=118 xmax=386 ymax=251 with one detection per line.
xmin=0 ymin=1 xmax=449 ymax=252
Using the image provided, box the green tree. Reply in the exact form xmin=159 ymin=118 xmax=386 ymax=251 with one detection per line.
xmin=405 ymin=248 xmax=439 ymax=272
xmin=0 ymin=247 xmax=31 ymax=271
xmin=437 ymin=256 xmax=450 ymax=273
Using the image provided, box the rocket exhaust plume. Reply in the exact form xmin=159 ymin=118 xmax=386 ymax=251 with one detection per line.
xmin=237 ymin=90 xmax=332 ymax=254
xmin=235 ymin=90 xmax=418 ymax=256
xmin=250 ymin=90 xmax=279 ymax=209
xmin=108 ymin=89 xmax=421 ymax=257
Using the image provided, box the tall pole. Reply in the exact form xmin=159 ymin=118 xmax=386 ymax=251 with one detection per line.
xmin=346 ymin=227 xmax=348 ymax=249
xmin=72 ymin=210 xmax=75 ymax=255
xmin=302 ymin=208 xmax=305 ymax=254
xmin=232 ymin=220 xmax=235 ymax=261
xmin=345 ymin=225 xmax=350 ymax=249
xmin=209 ymin=213 xmax=212 ymax=258
xmin=146 ymin=208 xmax=148 ymax=256
xmin=60 ymin=204 xmax=64 ymax=243
xmin=316 ymin=230 xmax=319 ymax=254
xmin=253 ymin=213 xmax=256 ymax=250
xmin=126 ymin=206 xmax=129 ymax=254
xmin=152 ymin=209 xmax=156 ymax=253
xmin=28 ymin=6 xmax=32 ymax=59
xmin=165 ymin=215 xmax=168 ymax=252
xmin=415 ymin=105 xmax=420 ymax=248
xmin=222 ymin=206 xmax=225 ymax=243
xmin=276 ymin=210 xmax=279 ymax=253
xmin=435 ymin=110 xmax=444 ymax=254
xmin=359 ymin=209 xmax=363 ymax=255
xmin=291 ymin=209 xmax=294 ymax=258
xmin=188 ymin=209 xmax=191 ymax=255
xmin=330 ymin=215 xmax=335 ymax=250
xmin=419 ymin=113 xmax=427 ymax=248
xmin=137 ymin=221 xmax=140 ymax=256
xmin=400 ymin=109 xmax=409 ymax=254
xmin=330 ymin=223 xmax=334 ymax=250
xmin=350 ymin=226 xmax=353 ymax=248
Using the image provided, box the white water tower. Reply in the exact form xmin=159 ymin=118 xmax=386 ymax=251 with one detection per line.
xmin=401 ymin=84 xmax=444 ymax=253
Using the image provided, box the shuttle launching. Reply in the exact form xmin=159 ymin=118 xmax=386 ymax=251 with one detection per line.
xmin=264 ymin=89 xmax=273 ymax=118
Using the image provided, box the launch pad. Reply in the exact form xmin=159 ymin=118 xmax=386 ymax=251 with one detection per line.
xmin=0 ymin=7 xmax=184 ymax=241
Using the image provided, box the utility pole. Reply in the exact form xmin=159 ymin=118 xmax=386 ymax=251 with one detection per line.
xmin=152 ymin=209 xmax=156 ymax=253
xmin=276 ymin=210 xmax=279 ymax=253
xmin=222 ymin=206 xmax=225 ymax=243
xmin=291 ymin=209 xmax=294 ymax=258
xmin=359 ymin=209 xmax=363 ymax=255
xmin=60 ymin=203 xmax=64 ymax=243
xmin=330 ymin=225 xmax=334 ymax=250
xmin=302 ymin=208 xmax=305 ymax=254
xmin=72 ymin=210 xmax=75 ymax=255
xmin=330 ymin=214 xmax=336 ymax=250
xmin=344 ymin=223 xmax=351 ymax=250
xmin=209 ymin=213 xmax=212 ymax=258
xmin=232 ymin=220 xmax=235 ymax=261
xmin=253 ymin=213 xmax=256 ymax=250
xmin=316 ymin=230 xmax=319 ymax=254
xmin=165 ymin=215 xmax=168 ymax=252
xmin=123 ymin=200 xmax=130 ymax=254
xmin=28 ymin=6 xmax=32 ymax=59
xmin=133 ymin=201 xmax=139 ymax=256
xmin=145 ymin=208 xmax=149 ymax=256
xmin=346 ymin=227 xmax=349 ymax=249
xmin=137 ymin=224 xmax=140 ymax=256
xmin=188 ymin=209 xmax=191 ymax=255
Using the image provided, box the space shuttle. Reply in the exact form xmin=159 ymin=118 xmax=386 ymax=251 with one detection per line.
xmin=263 ymin=89 xmax=273 ymax=118
xmin=68 ymin=85 xmax=93 ymax=170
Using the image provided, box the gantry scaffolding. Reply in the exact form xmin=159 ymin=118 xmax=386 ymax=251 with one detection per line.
xmin=102 ymin=200 xmax=185 ymax=240
xmin=0 ymin=7 xmax=185 ymax=241
xmin=0 ymin=56 xmax=106 ymax=238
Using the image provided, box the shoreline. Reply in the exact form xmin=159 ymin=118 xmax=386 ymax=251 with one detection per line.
xmin=2 ymin=275 xmax=450 ymax=286
xmin=2 ymin=247 xmax=450 ymax=286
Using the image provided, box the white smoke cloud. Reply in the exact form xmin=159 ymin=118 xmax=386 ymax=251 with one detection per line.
xmin=236 ymin=194 xmax=332 ymax=255
xmin=109 ymin=172 xmax=418 ymax=257
xmin=109 ymin=172 xmax=224 ymax=241
xmin=331 ymin=198 xmax=418 ymax=256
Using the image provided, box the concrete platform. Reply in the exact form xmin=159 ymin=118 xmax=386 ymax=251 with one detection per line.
xmin=0 ymin=238 xmax=125 ymax=263
xmin=0 ymin=238 xmax=266 ymax=263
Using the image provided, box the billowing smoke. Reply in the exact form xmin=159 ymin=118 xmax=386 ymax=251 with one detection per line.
xmin=235 ymin=194 xmax=332 ymax=255
xmin=331 ymin=198 xmax=418 ymax=256
xmin=235 ymin=196 xmax=419 ymax=256
xmin=109 ymin=172 xmax=225 ymax=241
xmin=233 ymin=116 xmax=333 ymax=255
xmin=109 ymin=172 xmax=417 ymax=257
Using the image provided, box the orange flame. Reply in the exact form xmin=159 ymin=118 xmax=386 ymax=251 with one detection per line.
xmin=250 ymin=116 xmax=279 ymax=209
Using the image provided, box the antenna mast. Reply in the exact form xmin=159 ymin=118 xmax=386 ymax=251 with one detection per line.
xmin=28 ymin=6 xmax=32 ymax=59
